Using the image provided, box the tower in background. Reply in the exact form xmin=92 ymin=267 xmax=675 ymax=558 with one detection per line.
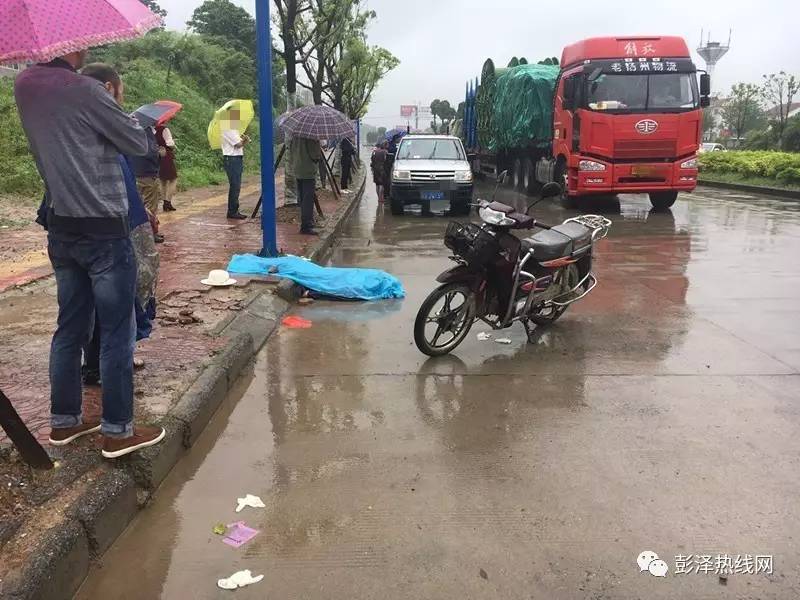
xmin=697 ymin=29 xmax=731 ymax=94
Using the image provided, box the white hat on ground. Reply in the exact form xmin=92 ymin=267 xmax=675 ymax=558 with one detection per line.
xmin=201 ymin=269 xmax=237 ymax=287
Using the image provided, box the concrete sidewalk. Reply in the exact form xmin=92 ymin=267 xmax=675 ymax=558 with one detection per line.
xmin=0 ymin=174 xmax=343 ymax=444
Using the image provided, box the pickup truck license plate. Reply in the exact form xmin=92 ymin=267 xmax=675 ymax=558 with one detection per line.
xmin=421 ymin=191 xmax=445 ymax=201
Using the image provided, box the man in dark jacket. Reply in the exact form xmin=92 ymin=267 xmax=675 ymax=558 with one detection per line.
xmin=15 ymin=53 xmax=165 ymax=459
xmin=340 ymin=137 xmax=356 ymax=191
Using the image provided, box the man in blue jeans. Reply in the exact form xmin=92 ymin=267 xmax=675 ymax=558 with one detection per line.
xmin=221 ymin=109 xmax=250 ymax=220
xmin=15 ymin=53 xmax=166 ymax=458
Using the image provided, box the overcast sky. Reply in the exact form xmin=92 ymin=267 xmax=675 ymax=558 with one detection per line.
xmin=160 ymin=0 xmax=800 ymax=129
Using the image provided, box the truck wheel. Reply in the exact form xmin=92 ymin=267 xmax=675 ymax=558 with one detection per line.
xmin=390 ymin=195 xmax=405 ymax=216
xmin=523 ymin=158 xmax=541 ymax=195
xmin=554 ymin=161 xmax=576 ymax=208
xmin=513 ymin=158 xmax=524 ymax=191
xmin=649 ymin=191 xmax=678 ymax=211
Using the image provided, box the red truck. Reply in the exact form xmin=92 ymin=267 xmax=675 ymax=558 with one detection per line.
xmin=464 ymin=36 xmax=711 ymax=209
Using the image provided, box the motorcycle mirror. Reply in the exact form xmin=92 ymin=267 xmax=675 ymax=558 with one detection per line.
xmin=497 ymin=170 xmax=509 ymax=184
xmin=541 ymin=182 xmax=562 ymax=198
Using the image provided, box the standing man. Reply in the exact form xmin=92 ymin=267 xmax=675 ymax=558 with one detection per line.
xmin=221 ymin=109 xmax=249 ymax=220
xmin=130 ymin=126 xmax=166 ymax=243
xmin=289 ymin=136 xmax=322 ymax=235
xmin=340 ymin=136 xmax=356 ymax=193
xmin=15 ymin=51 xmax=166 ymax=458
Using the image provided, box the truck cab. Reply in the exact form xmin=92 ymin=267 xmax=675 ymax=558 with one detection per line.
xmin=389 ymin=134 xmax=474 ymax=216
xmin=551 ymin=36 xmax=710 ymax=209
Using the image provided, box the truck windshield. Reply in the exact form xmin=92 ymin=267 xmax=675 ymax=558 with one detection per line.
xmin=397 ymin=139 xmax=465 ymax=160
xmin=586 ymin=73 xmax=698 ymax=112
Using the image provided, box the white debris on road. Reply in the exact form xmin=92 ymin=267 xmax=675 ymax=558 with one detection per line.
xmin=235 ymin=494 xmax=266 ymax=513
xmin=217 ymin=570 xmax=264 ymax=590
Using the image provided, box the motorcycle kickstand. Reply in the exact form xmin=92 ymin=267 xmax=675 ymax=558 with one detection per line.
xmin=522 ymin=319 xmax=538 ymax=343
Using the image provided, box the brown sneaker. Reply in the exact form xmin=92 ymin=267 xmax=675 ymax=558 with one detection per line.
xmin=49 ymin=421 xmax=101 ymax=446
xmin=102 ymin=426 xmax=166 ymax=459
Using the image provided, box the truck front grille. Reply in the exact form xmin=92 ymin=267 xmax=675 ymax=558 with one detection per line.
xmin=410 ymin=171 xmax=456 ymax=181
xmin=613 ymin=140 xmax=677 ymax=160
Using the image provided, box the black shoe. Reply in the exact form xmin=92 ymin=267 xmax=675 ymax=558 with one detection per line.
xmin=227 ymin=213 xmax=247 ymax=220
xmin=153 ymin=233 xmax=165 ymax=244
xmin=82 ymin=367 xmax=101 ymax=387
xmin=299 ymin=228 xmax=319 ymax=236
xmin=163 ymin=201 xmax=176 ymax=212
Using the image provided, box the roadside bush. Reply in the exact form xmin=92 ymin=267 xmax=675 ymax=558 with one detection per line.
xmin=0 ymin=78 xmax=42 ymax=196
xmin=699 ymin=150 xmax=800 ymax=185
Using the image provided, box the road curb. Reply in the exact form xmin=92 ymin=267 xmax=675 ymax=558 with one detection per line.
xmin=0 ymin=171 xmax=365 ymax=600
xmin=698 ymin=178 xmax=800 ymax=200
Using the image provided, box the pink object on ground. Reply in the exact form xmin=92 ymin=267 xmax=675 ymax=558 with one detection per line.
xmin=0 ymin=0 xmax=161 ymax=65
xmin=282 ymin=316 xmax=312 ymax=329
xmin=222 ymin=521 xmax=259 ymax=548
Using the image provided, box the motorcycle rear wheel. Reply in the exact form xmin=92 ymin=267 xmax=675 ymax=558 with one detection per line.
xmin=529 ymin=264 xmax=580 ymax=326
xmin=414 ymin=283 xmax=476 ymax=356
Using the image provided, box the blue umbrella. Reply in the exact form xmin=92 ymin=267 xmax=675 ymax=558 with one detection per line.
xmin=385 ymin=128 xmax=407 ymax=142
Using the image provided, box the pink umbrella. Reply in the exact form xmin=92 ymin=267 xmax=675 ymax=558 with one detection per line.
xmin=0 ymin=0 xmax=161 ymax=65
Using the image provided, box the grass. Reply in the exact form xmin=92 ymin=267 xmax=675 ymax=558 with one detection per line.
xmin=699 ymin=172 xmax=800 ymax=192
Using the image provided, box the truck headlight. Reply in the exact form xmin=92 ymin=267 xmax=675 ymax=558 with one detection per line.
xmin=579 ymin=160 xmax=606 ymax=171
xmin=393 ymin=170 xmax=411 ymax=181
xmin=455 ymin=170 xmax=473 ymax=182
xmin=681 ymin=158 xmax=698 ymax=169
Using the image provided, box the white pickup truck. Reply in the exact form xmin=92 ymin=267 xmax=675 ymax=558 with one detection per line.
xmin=389 ymin=134 xmax=474 ymax=216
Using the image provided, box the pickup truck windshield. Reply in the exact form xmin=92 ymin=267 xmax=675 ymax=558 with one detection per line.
xmin=397 ymin=139 xmax=465 ymax=160
xmin=586 ymin=73 xmax=698 ymax=112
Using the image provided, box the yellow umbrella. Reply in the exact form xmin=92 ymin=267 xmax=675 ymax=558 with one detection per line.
xmin=207 ymin=99 xmax=255 ymax=150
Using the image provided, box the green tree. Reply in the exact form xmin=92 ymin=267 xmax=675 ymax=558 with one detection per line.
xmin=721 ymin=83 xmax=764 ymax=142
xmin=762 ymin=71 xmax=799 ymax=149
xmin=274 ymin=0 xmax=314 ymax=109
xmin=784 ymin=115 xmax=800 ymax=152
xmin=187 ymin=0 xmax=256 ymax=55
xmin=141 ymin=0 xmax=167 ymax=19
xmin=326 ymin=37 xmax=398 ymax=117
xmin=430 ymin=99 xmax=441 ymax=128
xmin=366 ymin=130 xmax=378 ymax=145
xmin=377 ymin=126 xmax=387 ymax=140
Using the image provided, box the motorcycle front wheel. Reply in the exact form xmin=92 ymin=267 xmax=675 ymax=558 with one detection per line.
xmin=414 ymin=282 xmax=476 ymax=356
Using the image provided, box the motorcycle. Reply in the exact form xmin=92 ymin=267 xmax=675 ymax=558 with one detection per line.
xmin=413 ymin=173 xmax=611 ymax=356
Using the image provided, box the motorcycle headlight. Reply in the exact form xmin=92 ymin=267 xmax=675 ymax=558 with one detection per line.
xmin=579 ymin=159 xmax=606 ymax=172
xmin=455 ymin=169 xmax=473 ymax=182
xmin=681 ymin=158 xmax=698 ymax=169
xmin=479 ymin=206 xmax=514 ymax=226
xmin=393 ymin=170 xmax=411 ymax=181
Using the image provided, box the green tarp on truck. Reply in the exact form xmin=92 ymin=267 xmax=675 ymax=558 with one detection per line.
xmin=492 ymin=63 xmax=560 ymax=151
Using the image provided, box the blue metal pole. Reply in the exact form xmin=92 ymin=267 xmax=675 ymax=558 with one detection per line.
xmin=255 ymin=0 xmax=278 ymax=257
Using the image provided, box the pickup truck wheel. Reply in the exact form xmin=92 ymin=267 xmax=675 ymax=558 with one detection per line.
xmin=390 ymin=195 xmax=405 ymax=216
xmin=649 ymin=191 xmax=678 ymax=211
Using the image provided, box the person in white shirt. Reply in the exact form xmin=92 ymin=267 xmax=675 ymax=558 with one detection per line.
xmin=221 ymin=109 xmax=250 ymax=220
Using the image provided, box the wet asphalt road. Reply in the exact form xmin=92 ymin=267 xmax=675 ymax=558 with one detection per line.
xmin=77 ymin=184 xmax=800 ymax=599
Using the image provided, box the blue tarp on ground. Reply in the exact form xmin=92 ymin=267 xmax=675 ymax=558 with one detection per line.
xmin=227 ymin=255 xmax=406 ymax=301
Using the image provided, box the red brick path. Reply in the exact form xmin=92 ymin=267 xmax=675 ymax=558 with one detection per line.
xmin=0 ymin=174 xmax=352 ymax=444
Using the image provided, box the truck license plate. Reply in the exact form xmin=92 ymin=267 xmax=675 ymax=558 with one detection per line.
xmin=421 ymin=191 xmax=444 ymax=201
xmin=631 ymin=165 xmax=657 ymax=177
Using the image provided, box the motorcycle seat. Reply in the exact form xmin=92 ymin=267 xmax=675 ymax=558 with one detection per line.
xmin=521 ymin=222 xmax=592 ymax=261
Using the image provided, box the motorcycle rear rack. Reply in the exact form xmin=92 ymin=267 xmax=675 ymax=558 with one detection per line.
xmin=563 ymin=214 xmax=612 ymax=241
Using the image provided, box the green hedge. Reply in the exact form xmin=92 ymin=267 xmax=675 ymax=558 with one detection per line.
xmin=699 ymin=151 xmax=800 ymax=186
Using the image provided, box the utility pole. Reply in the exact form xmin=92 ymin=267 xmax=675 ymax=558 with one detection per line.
xmin=255 ymin=0 xmax=277 ymax=256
